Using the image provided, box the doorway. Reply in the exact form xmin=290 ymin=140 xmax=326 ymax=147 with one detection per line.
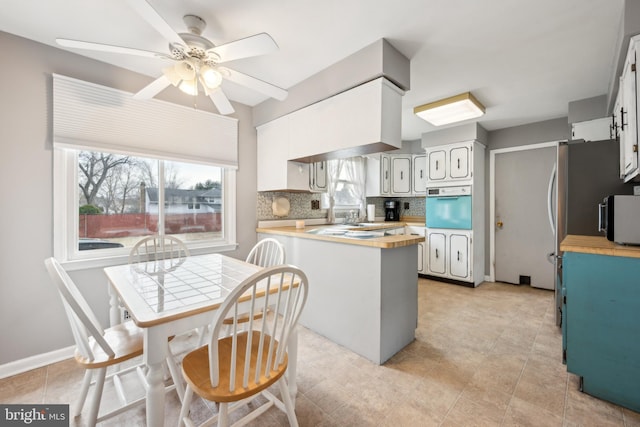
xmin=490 ymin=142 xmax=558 ymax=289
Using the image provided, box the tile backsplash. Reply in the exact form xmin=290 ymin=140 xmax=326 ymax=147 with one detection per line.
xmin=257 ymin=192 xmax=425 ymax=221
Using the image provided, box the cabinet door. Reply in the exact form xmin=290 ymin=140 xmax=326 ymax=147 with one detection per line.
xmin=417 ymin=241 xmax=425 ymax=273
xmin=310 ymin=161 xmax=327 ymax=191
xmin=621 ymin=50 xmax=638 ymax=178
xmin=381 ymin=155 xmax=391 ymax=195
xmin=449 ymin=233 xmax=470 ymax=279
xmin=428 ymin=150 xmax=446 ymax=181
xmin=392 ymin=156 xmax=411 ymax=195
xmin=256 ymin=118 xmax=289 ymax=192
xmin=449 ymin=145 xmax=470 ymax=179
xmin=413 ymin=155 xmax=427 ymax=195
xmin=428 ymin=232 xmax=446 ymax=275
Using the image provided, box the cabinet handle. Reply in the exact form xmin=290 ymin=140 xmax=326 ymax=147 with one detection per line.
xmin=400 ymin=171 xmax=404 ymax=180
xmin=385 ymin=171 xmax=388 ymax=179
xmin=420 ymin=170 xmax=423 ymax=179
xmin=621 ymin=107 xmax=628 ymax=131
xmin=457 ymin=158 xmax=461 ymax=169
xmin=435 ymin=249 xmax=439 ymax=258
xmin=436 ymin=160 xmax=439 ymax=170
xmin=457 ymin=251 xmax=460 ymax=261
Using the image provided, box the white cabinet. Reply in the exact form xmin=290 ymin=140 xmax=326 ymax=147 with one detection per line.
xmin=288 ymin=77 xmax=403 ymax=161
xmin=367 ymin=154 xmax=426 ymax=197
xmin=257 ymin=117 xmax=310 ymax=192
xmin=427 ymin=231 xmax=446 ymax=275
xmin=309 ymin=161 xmax=327 ymax=192
xmin=616 ymin=34 xmax=640 ymax=182
xmin=391 ymin=155 xmax=412 ymax=195
xmin=406 ymin=225 xmax=427 ymax=274
xmin=427 ymin=229 xmax=471 ymax=281
xmin=426 ymin=141 xmax=473 ymax=185
xmin=365 ymin=154 xmax=391 ymax=197
xmin=412 ymin=154 xmax=427 ymax=195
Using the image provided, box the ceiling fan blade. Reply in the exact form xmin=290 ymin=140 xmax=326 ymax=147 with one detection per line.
xmin=126 ymin=0 xmax=186 ymax=47
xmin=133 ymin=75 xmax=172 ymax=100
xmin=221 ymin=67 xmax=287 ymax=101
xmin=209 ymin=88 xmax=235 ymax=115
xmin=209 ymin=33 xmax=278 ymax=63
xmin=56 ymin=38 xmax=169 ymax=59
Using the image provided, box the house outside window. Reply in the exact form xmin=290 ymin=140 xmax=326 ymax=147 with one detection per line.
xmin=55 ymin=148 xmax=237 ymax=266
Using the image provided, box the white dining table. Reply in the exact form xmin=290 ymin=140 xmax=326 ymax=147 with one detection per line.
xmin=103 ymin=253 xmax=300 ymax=427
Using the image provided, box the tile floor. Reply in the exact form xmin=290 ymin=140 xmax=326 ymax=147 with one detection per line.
xmin=2 ymin=278 xmax=639 ymax=426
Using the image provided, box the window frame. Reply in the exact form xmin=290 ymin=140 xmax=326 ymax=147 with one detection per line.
xmin=54 ymin=147 xmax=237 ymax=271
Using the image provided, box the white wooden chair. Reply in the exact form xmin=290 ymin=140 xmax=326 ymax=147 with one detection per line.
xmin=245 ymin=238 xmax=285 ymax=267
xmin=44 ymin=257 xmax=183 ymax=426
xmin=196 ymin=238 xmax=286 ymax=347
xmin=178 ymin=265 xmax=309 ymax=427
xmin=128 ymin=234 xmax=190 ymax=267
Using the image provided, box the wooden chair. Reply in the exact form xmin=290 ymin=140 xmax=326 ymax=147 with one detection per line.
xmin=44 ymin=257 xmax=183 ymax=426
xmin=128 ymin=234 xmax=190 ymax=267
xmin=245 ymin=238 xmax=285 ymax=267
xmin=196 ymin=238 xmax=286 ymax=347
xmin=178 ymin=265 xmax=309 ymax=427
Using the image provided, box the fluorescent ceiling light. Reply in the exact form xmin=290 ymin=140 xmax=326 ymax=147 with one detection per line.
xmin=414 ymin=92 xmax=485 ymax=126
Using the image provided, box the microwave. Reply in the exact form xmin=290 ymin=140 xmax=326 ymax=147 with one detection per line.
xmin=598 ymin=195 xmax=640 ymax=245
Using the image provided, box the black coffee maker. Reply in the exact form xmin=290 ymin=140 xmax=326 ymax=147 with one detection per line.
xmin=384 ymin=200 xmax=401 ymax=221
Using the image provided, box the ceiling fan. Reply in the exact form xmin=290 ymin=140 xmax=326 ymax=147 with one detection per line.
xmin=56 ymin=0 xmax=287 ymax=115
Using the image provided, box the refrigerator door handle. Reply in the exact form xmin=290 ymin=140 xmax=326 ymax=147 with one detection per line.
xmin=547 ymin=163 xmax=557 ymax=236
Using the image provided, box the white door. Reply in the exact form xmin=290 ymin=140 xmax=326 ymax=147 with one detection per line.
xmin=392 ymin=156 xmax=411 ymax=194
xmin=449 ymin=233 xmax=470 ymax=279
xmin=494 ymin=145 xmax=556 ymax=289
xmin=428 ymin=150 xmax=446 ymax=181
xmin=428 ymin=231 xmax=446 ymax=275
xmin=449 ymin=146 xmax=470 ymax=179
xmin=413 ymin=155 xmax=427 ymax=195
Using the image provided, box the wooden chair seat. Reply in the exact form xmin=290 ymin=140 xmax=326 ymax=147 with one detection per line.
xmin=74 ymin=320 xmax=144 ymax=368
xmin=182 ymin=331 xmax=287 ymax=403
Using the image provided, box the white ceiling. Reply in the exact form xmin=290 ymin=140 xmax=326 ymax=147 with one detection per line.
xmin=0 ymin=0 xmax=625 ymax=140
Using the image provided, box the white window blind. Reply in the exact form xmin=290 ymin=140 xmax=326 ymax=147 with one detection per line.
xmin=53 ymin=74 xmax=238 ymax=168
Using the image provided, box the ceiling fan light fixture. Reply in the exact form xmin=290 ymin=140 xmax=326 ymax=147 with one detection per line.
xmin=414 ymin=92 xmax=485 ymax=126
xmin=200 ymin=65 xmax=223 ymax=89
xmin=178 ymin=78 xmax=198 ymax=96
xmin=174 ymin=60 xmax=196 ymax=80
xmin=162 ymin=66 xmax=182 ymax=87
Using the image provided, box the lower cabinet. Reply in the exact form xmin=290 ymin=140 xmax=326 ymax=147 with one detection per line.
xmin=427 ymin=229 xmax=471 ymax=281
xmin=406 ymin=225 xmax=427 ymax=274
xmin=562 ymin=251 xmax=640 ymax=413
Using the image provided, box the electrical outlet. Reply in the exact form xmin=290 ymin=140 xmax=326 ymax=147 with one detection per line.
xmin=311 ymin=200 xmax=320 ymax=210
xmin=404 ymin=202 xmax=410 ymax=210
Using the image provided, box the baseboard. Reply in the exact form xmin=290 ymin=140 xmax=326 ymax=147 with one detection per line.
xmin=0 ymin=346 xmax=75 ymax=379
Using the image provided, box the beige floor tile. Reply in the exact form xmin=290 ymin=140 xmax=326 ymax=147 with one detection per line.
xmin=5 ymin=278 xmax=639 ymax=427
xmin=502 ymin=396 xmax=563 ymax=426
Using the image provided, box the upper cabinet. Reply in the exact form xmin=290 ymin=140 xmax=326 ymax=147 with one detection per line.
xmin=256 ymin=116 xmax=309 ymax=192
xmin=257 ymin=77 xmax=404 ymax=192
xmin=288 ymin=77 xmax=403 ymax=161
xmin=615 ymin=34 xmax=640 ymax=182
xmin=426 ymin=141 xmax=473 ymax=185
xmin=366 ymin=153 xmax=426 ymax=197
xmin=412 ymin=154 xmax=426 ymax=196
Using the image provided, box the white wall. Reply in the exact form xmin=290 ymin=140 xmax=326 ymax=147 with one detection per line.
xmin=0 ymin=31 xmax=258 ymax=368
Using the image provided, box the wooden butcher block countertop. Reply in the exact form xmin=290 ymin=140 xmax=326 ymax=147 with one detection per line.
xmin=256 ymin=222 xmax=424 ymax=249
xmin=560 ymin=235 xmax=640 ymax=259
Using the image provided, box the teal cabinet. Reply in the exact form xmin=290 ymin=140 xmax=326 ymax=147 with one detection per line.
xmin=562 ymin=251 xmax=640 ymax=412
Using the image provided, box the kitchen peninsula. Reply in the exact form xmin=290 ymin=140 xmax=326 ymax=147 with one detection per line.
xmin=257 ymin=223 xmax=424 ymax=364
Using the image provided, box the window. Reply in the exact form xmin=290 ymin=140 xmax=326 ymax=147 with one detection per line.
xmin=55 ymin=148 xmax=237 ymax=266
xmin=322 ymin=157 xmax=366 ymax=211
